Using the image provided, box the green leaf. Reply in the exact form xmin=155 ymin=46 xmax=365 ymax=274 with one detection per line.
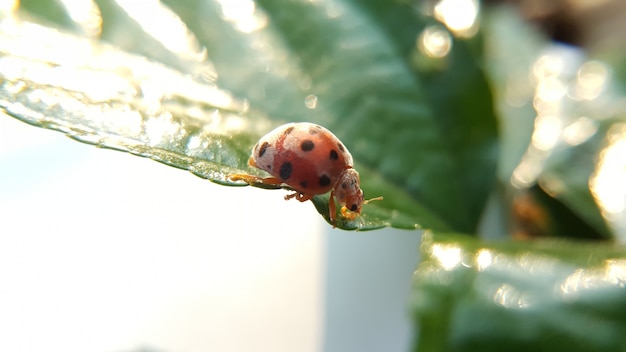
xmin=0 ymin=1 xmax=499 ymax=231
xmin=412 ymin=232 xmax=626 ymax=352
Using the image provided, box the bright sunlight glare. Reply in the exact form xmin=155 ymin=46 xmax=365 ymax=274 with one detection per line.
xmin=475 ymin=249 xmax=494 ymax=271
xmin=57 ymin=0 xmax=102 ymax=37
xmin=417 ymin=25 xmax=452 ymax=58
xmin=0 ymin=0 xmax=17 ymax=14
xmin=562 ymin=117 xmax=597 ymax=146
xmin=114 ymin=0 xmax=207 ymax=62
xmin=431 ymin=243 xmax=462 ymax=271
xmin=560 ymin=259 xmax=626 ymax=297
xmin=493 ymin=284 xmax=529 ymax=309
xmin=305 ymin=94 xmax=318 ymax=109
xmin=532 ymin=54 xmax=565 ymax=82
xmin=511 ymin=48 xmax=606 ymax=189
xmin=434 ymin=0 xmax=479 ymax=37
xmin=573 ymin=60 xmax=610 ymax=101
xmin=531 ymin=114 xmax=562 ymax=151
xmin=590 ymin=123 xmax=626 ymax=240
xmin=217 ymin=0 xmax=268 ymax=33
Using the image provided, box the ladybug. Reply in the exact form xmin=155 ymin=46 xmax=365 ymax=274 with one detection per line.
xmin=229 ymin=122 xmax=381 ymax=225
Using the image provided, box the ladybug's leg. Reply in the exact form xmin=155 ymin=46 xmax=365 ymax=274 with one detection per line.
xmin=329 ymin=190 xmax=337 ymax=226
xmin=228 ymin=174 xmax=282 ymax=186
xmin=296 ymin=193 xmax=313 ymax=202
xmin=284 ymin=192 xmax=313 ymax=202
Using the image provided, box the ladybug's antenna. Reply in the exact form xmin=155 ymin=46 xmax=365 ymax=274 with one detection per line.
xmin=364 ymin=196 xmax=383 ymax=204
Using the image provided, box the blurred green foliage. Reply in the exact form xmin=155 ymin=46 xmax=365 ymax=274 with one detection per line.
xmin=413 ymin=232 xmax=626 ymax=352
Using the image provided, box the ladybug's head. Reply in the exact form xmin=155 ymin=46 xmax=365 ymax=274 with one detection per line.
xmin=334 ymin=168 xmax=365 ymax=216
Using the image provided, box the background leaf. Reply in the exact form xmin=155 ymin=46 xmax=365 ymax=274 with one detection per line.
xmin=408 ymin=4 xmax=626 ymax=351
xmin=412 ymin=232 xmax=626 ymax=352
xmin=483 ymin=6 xmax=625 ymax=240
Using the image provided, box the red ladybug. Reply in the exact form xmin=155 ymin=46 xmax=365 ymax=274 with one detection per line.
xmin=229 ymin=122 xmax=381 ymax=224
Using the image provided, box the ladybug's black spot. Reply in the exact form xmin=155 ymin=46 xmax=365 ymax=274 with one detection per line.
xmin=300 ymin=180 xmax=308 ymax=188
xmin=301 ymin=140 xmax=315 ymax=152
xmin=284 ymin=126 xmax=295 ymax=135
xmin=279 ymin=162 xmax=293 ymax=180
xmin=319 ymin=174 xmax=331 ymax=187
xmin=309 ymin=125 xmax=322 ymax=134
xmin=337 ymin=143 xmax=345 ymax=152
xmin=329 ymin=149 xmax=339 ymax=160
xmin=350 ymin=204 xmax=358 ymax=211
xmin=258 ymin=142 xmax=270 ymax=157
